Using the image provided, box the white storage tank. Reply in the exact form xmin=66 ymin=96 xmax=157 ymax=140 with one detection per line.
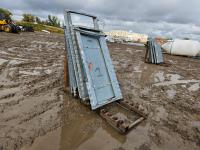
xmin=162 ymin=39 xmax=200 ymax=57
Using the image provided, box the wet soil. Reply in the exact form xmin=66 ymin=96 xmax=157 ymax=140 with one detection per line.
xmin=0 ymin=32 xmax=199 ymax=150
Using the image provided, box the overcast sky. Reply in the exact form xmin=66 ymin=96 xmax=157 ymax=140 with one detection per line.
xmin=1 ymin=0 xmax=200 ymax=40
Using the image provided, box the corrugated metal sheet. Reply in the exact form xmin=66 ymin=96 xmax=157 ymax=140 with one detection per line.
xmin=146 ymin=39 xmax=164 ymax=64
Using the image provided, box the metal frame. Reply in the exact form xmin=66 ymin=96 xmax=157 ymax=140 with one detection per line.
xmin=65 ymin=9 xmax=99 ymax=30
xmin=64 ymin=10 xmax=122 ymax=109
xmin=75 ymin=31 xmax=122 ymax=109
xmin=63 ymin=9 xmax=147 ymax=133
xmin=64 ymin=11 xmax=88 ymax=98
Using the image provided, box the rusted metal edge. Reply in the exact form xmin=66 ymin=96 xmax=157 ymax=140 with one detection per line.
xmin=118 ymin=100 xmax=148 ymax=118
xmin=71 ymin=97 xmax=147 ymax=134
xmin=100 ymin=108 xmax=145 ymax=134
xmin=99 ymin=99 xmax=148 ymax=133
xmin=63 ymin=56 xmax=69 ymax=92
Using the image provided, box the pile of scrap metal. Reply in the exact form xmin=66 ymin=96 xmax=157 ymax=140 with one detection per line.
xmin=145 ymin=38 xmax=164 ymax=64
xmin=63 ymin=10 xmax=147 ymax=133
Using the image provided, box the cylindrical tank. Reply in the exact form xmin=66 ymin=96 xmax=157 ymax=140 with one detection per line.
xmin=162 ymin=39 xmax=200 ymax=56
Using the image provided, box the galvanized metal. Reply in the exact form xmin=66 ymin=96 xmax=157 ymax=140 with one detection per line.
xmin=64 ymin=10 xmax=122 ymax=109
xmin=63 ymin=10 xmax=148 ymax=133
xmin=146 ymin=38 xmax=164 ymax=64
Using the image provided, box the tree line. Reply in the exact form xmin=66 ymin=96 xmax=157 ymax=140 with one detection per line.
xmin=22 ymin=14 xmax=61 ymax=27
xmin=0 ymin=8 xmax=12 ymax=20
xmin=0 ymin=8 xmax=61 ymax=28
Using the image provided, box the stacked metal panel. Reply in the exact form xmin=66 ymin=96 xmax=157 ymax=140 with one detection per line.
xmin=146 ymin=39 xmax=164 ymax=64
xmin=64 ymin=10 xmax=123 ymax=110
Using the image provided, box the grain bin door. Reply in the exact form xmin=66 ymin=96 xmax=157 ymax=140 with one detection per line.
xmin=81 ymin=35 xmax=115 ymax=107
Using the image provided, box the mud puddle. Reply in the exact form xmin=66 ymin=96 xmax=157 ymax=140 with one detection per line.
xmin=22 ymin=93 xmax=199 ymax=150
xmin=22 ymin=93 xmax=124 ymax=150
xmin=188 ymin=83 xmax=200 ymax=92
xmin=1 ymin=33 xmax=200 ymax=150
xmin=153 ymin=72 xmax=200 ymax=86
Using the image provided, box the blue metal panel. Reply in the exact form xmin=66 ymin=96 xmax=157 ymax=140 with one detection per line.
xmin=76 ymin=32 xmax=122 ymax=110
xmin=64 ymin=10 xmax=123 ymax=109
xmin=99 ymin=37 xmax=123 ymax=100
xmin=82 ymin=35 xmax=115 ymax=101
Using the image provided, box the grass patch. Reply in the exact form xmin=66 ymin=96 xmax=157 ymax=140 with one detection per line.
xmin=16 ymin=21 xmax=64 ymax=34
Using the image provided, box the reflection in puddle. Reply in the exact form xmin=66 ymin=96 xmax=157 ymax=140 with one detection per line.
xmin=24 ymin=93 xmax=126 ymax=150
xmin=23 ymin=93 xmax=198 ymax=150
xmin=59 ymin=96 xmax=126 ymax=150
xmin=76 ymin=128 xmax=122 ymax=150
xmin=124 ymin=123 xmax=150 ymax=150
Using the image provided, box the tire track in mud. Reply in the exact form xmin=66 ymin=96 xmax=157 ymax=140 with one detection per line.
xmin=0 ymin=34 xmax=199 ymax=149
xmin=109 ymin=43 xmax=200 ymax=148
xmin=0 ymin=32 xmax=65 ymax=150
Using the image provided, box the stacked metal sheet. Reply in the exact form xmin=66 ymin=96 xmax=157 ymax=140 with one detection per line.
xmin=64 ymin=10 xmax=123 ymax=110
xmin=145 ymin=38 xmax=164 ymax=64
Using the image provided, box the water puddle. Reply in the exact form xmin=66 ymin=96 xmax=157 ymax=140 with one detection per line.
xmin=22 ymin=94 xmax=146 ymax=150
xmin=188 ymin=83 xmax=200 ymax=92
xmin=166 ymin=88 xmax=176 ymax=99
xmin=166 ymin=74 xmax=181 ymax=81
xmin=9 ymin=60 xmax=23 ymax=65
xmin=154 ymin=79 xmax=200 ymax=86
xmin=152 ymin=73 xmax=199 ymax=86
xmin=19 ymin=70 xmax=41 ymax=76
xmin=0 ymin=58 xmax=8 ymax=65
xmin=22 ymin=94 xmax=199 ymax=150
xmin=154 ymin=71 xmax=165 ymax=82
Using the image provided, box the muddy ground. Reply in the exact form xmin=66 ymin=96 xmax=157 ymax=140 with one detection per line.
xmin=0 ymin=32 xmax=199 ymax=150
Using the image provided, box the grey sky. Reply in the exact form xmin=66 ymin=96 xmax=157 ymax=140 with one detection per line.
xmin=1 ymin=0 xmax=200 ymax=40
